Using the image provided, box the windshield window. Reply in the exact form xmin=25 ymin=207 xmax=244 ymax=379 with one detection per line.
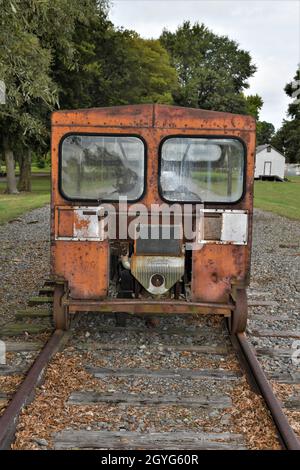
xmin=160 ymin=137 xmax=244 ymax=202
xmin=60 ymin=135 xmax=145 ymax=201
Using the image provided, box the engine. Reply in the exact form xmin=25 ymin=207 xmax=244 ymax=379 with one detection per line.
xmin=118 ymin=225 xmax=185 ymax=297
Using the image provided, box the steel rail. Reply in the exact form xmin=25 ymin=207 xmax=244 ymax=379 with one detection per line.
xmin=236 ymin=332 xmax=300 ymax=450
xmin=0 ymin=329 xmax=65 ymax=450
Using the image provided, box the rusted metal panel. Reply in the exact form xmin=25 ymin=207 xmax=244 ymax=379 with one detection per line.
xmin=191 ymin=244 xmax=248 ymax=302
xmin=203 ymin=214 xmax=222 ymax=240
xmin=51 ymin=104 xmax=154 ymax=128
xmin=52 ymin=240 xmax=109 ymax=299
xmin=153 ymin=104 xmax=256 ymax=131
xmin=57 ymin=208 xmax=74 ymax=238
xmin=51 ymin=104 xmax=256 ymax=132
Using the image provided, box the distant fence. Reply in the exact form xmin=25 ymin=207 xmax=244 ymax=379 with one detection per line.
xmin=285 ymin=164 xmax=300 ymax=177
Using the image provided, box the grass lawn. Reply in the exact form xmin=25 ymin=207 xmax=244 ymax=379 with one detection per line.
xmin=0 ymin=176 xmax=50 ymax=225
xmin=254 ymin=176 xmax=300 ymax=220
xmin=0 ymin=164 xmax=51 ymax=175
xmin=31 ymin=165 xmax=51 ymax=174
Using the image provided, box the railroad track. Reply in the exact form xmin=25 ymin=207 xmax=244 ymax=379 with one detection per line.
xmin=0 ymin=305 xmax=299 ymax=450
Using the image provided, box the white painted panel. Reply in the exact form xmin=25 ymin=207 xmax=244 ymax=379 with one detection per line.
xmin=197 ymin=209 xmax=248 ymax=245
xmin=221 ymin=212 xmax=248 ymax=245
xmin=73 ymin=206 xmax=105 ymax=241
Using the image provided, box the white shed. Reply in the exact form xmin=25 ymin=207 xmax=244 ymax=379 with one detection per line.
xmin=255 ymin=144 xmax=286 ymax=181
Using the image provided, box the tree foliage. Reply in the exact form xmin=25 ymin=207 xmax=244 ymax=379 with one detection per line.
xmin=243 ymin=94 xmax=275 ymax=145
xmin=55 ymin=26 xmax=178 ymax=109
xmin=0 ymin=0 xmax=59 ymax=191
xmin=159 ymin=21 xmax=278 ymax=146
xmin=160 ymin=21 xmax=256 ymax=113
xmin=0 ymin=1 xmax=57 ymax=149
xmin=256 ymin=121 xmax=275 ymax=145
xmin=285 ymin=68 xmax=300 ymax=120
xmin=244 ymin=94 xmax=263 ymax=120
xmin=272 ymin=119 xmax=300 ymax=163
xmin=96 ymin=34 xmax=178 ymax=105
xmin=271 ymin=68 xmax=300 ymax=163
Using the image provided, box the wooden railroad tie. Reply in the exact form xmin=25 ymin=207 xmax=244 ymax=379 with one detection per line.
xmin=15 ymin=308 xmax=51 ymax=320
xmin=86 ymin=366 xmax=242 ymax=381
xmin=28 ymin=296 xmax=53 ymax=306
xmin=0 ymin=321 xmax=51 ymax=337
xmin=67 ymin=391 xmax=233 ymax=409
xmin=54 ymin=430 xmax=246 ymax=450
xmin=79 ymin=341 xmax=229 ymax=355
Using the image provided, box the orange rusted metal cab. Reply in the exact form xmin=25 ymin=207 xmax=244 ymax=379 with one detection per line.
xmin=51 ymin=104 xmax=255 ymax=331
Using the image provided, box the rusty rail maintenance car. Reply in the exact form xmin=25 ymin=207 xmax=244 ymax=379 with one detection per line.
xmin=51 ymin=104 xmax=255 ymax=332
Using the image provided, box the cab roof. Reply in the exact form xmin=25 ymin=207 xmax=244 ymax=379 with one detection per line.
xmin=51 ymin=103 xmax=255 ymax=131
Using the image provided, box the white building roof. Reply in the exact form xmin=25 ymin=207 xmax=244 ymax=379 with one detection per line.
xmin=256 ymin=144 xmax=285 ymax=159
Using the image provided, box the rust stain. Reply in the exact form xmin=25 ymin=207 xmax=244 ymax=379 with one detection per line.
xmin=74 ymin=213 xmax=89 ymax=231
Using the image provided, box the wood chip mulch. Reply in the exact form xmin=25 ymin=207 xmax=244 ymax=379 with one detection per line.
xmin=230 ymin=378 xmax=281 ymax=450
xmin=0 ymin=376 xmax=23 ymax=416
xmin=12 ymin=353 xmax=100 ymax=449
xmin=271 ymin=382 xmax=300 ymax=437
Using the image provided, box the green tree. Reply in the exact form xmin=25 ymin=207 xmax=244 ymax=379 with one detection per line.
xmin=272 ymin=119 xmax=300 ymax=163
xmin=36 ymin=0 xmax=110 ymax=110
xmin=245 ymin=94 xmax=263 ymax=120
xmin=244 ymin=95 xmax=275 ymax=145
xmin=93 ymin=33 xmax=178 ymax=106
xmin=0 ymin=0 xmax=108 ymax=192
xmin=256 ymin=121 xmax=275 ymax=145
xmin=285 ymin=68 xmax=300 ymax=120
xmin=271 ymin=68 xmax=300 ymax=163
xmin=57 ymin=26 xmax=178 ymax=109
xmin=21 ymin=3 xmax=176 ymax=147
xmin=160 ymin=21 xmax=256 ymax=113
xmin=0 ymin=0 xmax=57 ymax=193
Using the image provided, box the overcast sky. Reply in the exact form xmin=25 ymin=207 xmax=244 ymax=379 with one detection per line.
xmin=109 ymin=0 xmax=300 ymax=129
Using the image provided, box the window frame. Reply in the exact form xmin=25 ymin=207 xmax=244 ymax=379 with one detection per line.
xmin=158 ymin=134 xmax=247 ymax=205
xmin=58 ymin=132 xmax=147 ymax=203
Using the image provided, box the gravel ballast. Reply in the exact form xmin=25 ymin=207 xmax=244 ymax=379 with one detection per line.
xmin=0 ymin=206 xmax=50 ymax=327
xmin=0 ymin=205 xmax=299 ymax=448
